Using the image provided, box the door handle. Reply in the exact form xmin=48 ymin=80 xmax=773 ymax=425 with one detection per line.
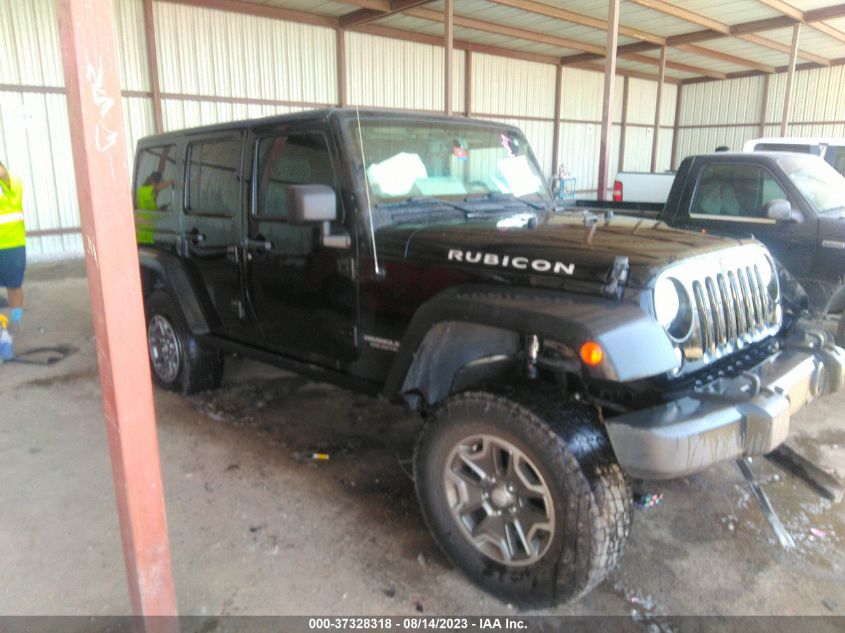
xmin=242 ymin=237 xmax=273 ymax=252
xmin=188 ymin=228 xmax=206 ymax=245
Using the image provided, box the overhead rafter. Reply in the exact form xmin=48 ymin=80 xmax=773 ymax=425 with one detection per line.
xmin=485 ymin=0 xmax=665 ymax=45
xmin=357 ymin=23 xmax=562 ymax=65
xmin=162 ymin=0 xmax=338 ymax=28
xmin=756 ymin=0 xmax=845 ymax=44
xmin=675 ymin=44 xmax=776 ymax=74
xmin=339 ymin=0 xmax=436 ymax=29
xmin=488 ymin=0 xmax=773 ymax=74
xmin=624 ymin=52 xmax=726 ymax=79
xmin=569 ymin=62 xmax=681 ymax=85
xmin=400 ymin=7 xmax=713 ymax=78
xmin=335 ymin=0 xmax=391 ymax=11
xmin=354 ymin=22 xmax=679 ymax=84
xmin=404 ymin=7 xmax=605 ymax=54
xmin=626 ymin=0 xmax=831 ymax=64
xmin=626 ymin=0 xmax=731 ymax=34
xmin=737 ymin=33 xmax=829 ymax=65
xmin=680 ymin=55 xmax=845 ymax=85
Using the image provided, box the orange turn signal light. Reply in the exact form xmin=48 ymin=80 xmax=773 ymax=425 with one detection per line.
xmin=580 ymin=341 xmax=604 ymax=366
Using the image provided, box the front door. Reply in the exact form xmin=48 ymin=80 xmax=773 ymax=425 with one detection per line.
xmin=678 ymin=161 xmax=816 ymax=279
xmin=244 ymin=127 xmax=358 ymax=365
xmin=182 ymin=133 xmax=247 ymax=336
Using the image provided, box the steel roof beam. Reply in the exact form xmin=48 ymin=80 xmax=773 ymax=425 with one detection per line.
xmin=675 ymin=44 xmax=777 ymax=74
xmin=335 ymin=0 xmax=391 ymax=11
xmin=405 ymin=7 xmax=605 ymax=54
xmin=399 ymin=7 xmax=708 ymax=78
xmin=485 ymin=0 xmax=665 ymax=45
xmin=756 ymin=0 xmax=845 ymax=45
xmin=563 ymin=1 xmax=839 ymax=68
xmin=339 ymin=0 xmax=436 ymax=29
xmin=160 ymin=0 xmax=338 ymax=28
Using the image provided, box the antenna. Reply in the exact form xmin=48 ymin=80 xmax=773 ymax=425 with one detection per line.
xmin=356 ymin=106 xmax=381 ymax=276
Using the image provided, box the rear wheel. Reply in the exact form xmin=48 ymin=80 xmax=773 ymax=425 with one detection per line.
xmin=144 ymin=290 xmax=223 ymax=394
xmin=414 ymin=390 xmax=631 ymax=607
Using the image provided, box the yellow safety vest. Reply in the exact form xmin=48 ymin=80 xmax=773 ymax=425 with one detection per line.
xmin=136 ymin=184 xmax=158 ymax=211
xmin=135 ymin=185 xmax=158 ymax=245
xmin=0 ymin=175 xmax=25 ymax=250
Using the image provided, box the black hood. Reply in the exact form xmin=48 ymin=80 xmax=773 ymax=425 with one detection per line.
xmin=375 ymin=212 xmax=752 ymax=290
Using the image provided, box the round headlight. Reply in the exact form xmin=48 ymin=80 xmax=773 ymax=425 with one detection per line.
xmin=654 ymin=277 xmax=681 ymax=327
xmin=763 ymin=255 xmax=779 ymax=301
xmin=654 ymin=276 xmax=693 ymax=341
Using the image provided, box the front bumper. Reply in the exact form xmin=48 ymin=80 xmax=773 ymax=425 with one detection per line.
xmin=605 ymin=333 xmax=845 ymax=480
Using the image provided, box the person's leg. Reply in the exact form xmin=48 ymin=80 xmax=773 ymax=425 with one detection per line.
xmin=7 ymin=286 xmax=22 ymax=308
xmin=0 ymin=246 xmax=25 ymax=326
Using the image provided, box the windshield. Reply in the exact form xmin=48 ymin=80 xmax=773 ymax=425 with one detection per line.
xmin=778 ymin=154 xmax=845 ymax=214
xmin=347 ymin=118 xmax=552 ymax=224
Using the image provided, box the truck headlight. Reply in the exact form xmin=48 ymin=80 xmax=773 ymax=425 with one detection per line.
xmin=654 ymin=276 xmax=693 ymax=341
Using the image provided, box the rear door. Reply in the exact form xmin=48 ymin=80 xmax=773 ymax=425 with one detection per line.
xmin=244 ymin=123 xmax=358 ymax=364
xmin=182 ymin=132 xmax=247 ymax=337
xmin=676 ymin=160 xmax=817 ymax=278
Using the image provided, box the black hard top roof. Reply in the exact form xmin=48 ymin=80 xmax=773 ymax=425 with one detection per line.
xmin=136 ymin=107 xmax=521 ymax=147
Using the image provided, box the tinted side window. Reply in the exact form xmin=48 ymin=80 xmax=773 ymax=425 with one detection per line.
xmin=187 ymin=138 xmax=242 ymax=216
xmin=135 ymin=145 xmax=179 ymax=211
xmin=691 ymin=164 xmax=787 ymax=219
xmin=256 ymin=134 xmax=336 ymax=219
xmin=825 ymin=147 xmax=845 ymax=176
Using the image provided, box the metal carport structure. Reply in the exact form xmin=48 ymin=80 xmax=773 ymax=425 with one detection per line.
xmin=30 ymin=0 xmax=845 ymax=621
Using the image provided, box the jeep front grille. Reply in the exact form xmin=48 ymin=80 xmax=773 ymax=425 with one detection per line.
xmin=656 ymin=245 xmax=781 ymax=372
xmin=693 ymin=265 xmax=776 ymax=354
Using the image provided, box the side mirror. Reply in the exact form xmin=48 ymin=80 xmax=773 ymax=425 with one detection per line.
xmin=764 ymin=198 xmax=802 ymax=223
xmin=286 ymin=184 xmax=350 ymax=249
xmin=287 ymin=184 xmax=337 ymax=223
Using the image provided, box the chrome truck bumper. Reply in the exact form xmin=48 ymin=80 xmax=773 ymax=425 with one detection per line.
xmin=605 ymin=335 xmax=845 ymax=480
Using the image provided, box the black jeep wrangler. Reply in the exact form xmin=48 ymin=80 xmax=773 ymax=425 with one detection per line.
xmin=134 ymin=109 xmax=845 ymax=607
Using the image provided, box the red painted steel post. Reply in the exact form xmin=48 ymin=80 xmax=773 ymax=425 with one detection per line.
xmin=56 ymin=0 xmax=178 ymax=622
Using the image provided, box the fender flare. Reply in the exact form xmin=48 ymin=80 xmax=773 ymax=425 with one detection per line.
xmin=382 ymin=284 xmax=678 ymax=404
xmin=138 ymin=248 xmax=213 ymax=335
xmin=825 ymin=284 xmax=845 ymax=315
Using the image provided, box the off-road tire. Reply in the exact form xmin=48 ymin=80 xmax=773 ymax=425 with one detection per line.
xmin=144 ymin=290 xmax=223 ymax=394
xmin=414 ymin=389 xmax=632 ymax=607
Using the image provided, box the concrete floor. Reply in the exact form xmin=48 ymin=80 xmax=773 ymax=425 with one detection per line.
xmin=1 ymin=262 xmax=844 ymax=618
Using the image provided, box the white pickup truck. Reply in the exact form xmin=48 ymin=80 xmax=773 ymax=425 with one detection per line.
xmin=743 ymin=137 xmax=845 ymax=175
xmin=611 ymin=170 xmax=675 ymax=203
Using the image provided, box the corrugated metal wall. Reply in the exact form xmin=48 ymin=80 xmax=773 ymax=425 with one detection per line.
xmin=346 ymin=32 xmax=464 ymax=113
xmin=678 ymin=65 xmax=845 ymax=163
xmin=2 ymin=0 xmax=688 ymax=259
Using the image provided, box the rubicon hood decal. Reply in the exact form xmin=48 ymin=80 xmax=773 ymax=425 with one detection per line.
xmin=448 ymin=249 xmax=575 ymax=276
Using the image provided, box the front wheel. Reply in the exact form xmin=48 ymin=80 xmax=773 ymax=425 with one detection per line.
xmin=414 ymin=391 xmax=632 ymax=607
xmin=144 ymin=290 xmax=223 ymax=394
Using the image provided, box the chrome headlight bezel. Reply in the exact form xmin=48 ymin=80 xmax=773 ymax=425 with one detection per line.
xmin=653 ymin=275 xmax=694 ymax=342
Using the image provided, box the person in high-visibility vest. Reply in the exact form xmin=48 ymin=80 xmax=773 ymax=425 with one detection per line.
xmin=0 ymin=160 xmax=25 ymax=328
xmin=135 ymin=171 xmax=174 ymax=245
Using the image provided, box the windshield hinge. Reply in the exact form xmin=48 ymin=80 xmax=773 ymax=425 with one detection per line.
xmin=603 ymin=256 xmax=629 ymax=300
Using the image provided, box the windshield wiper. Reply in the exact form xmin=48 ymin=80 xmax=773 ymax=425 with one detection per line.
xmin=470 ymin=192 xmax=549 ymax=211
xmin=376 ymin=196 xmax=474 ymax=214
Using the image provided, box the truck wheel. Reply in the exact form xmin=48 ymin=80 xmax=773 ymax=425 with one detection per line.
xmin=144 ymin=290 xmax=223 ymax=394
xmin=414 ymin=391 xmax=631 ymax=607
